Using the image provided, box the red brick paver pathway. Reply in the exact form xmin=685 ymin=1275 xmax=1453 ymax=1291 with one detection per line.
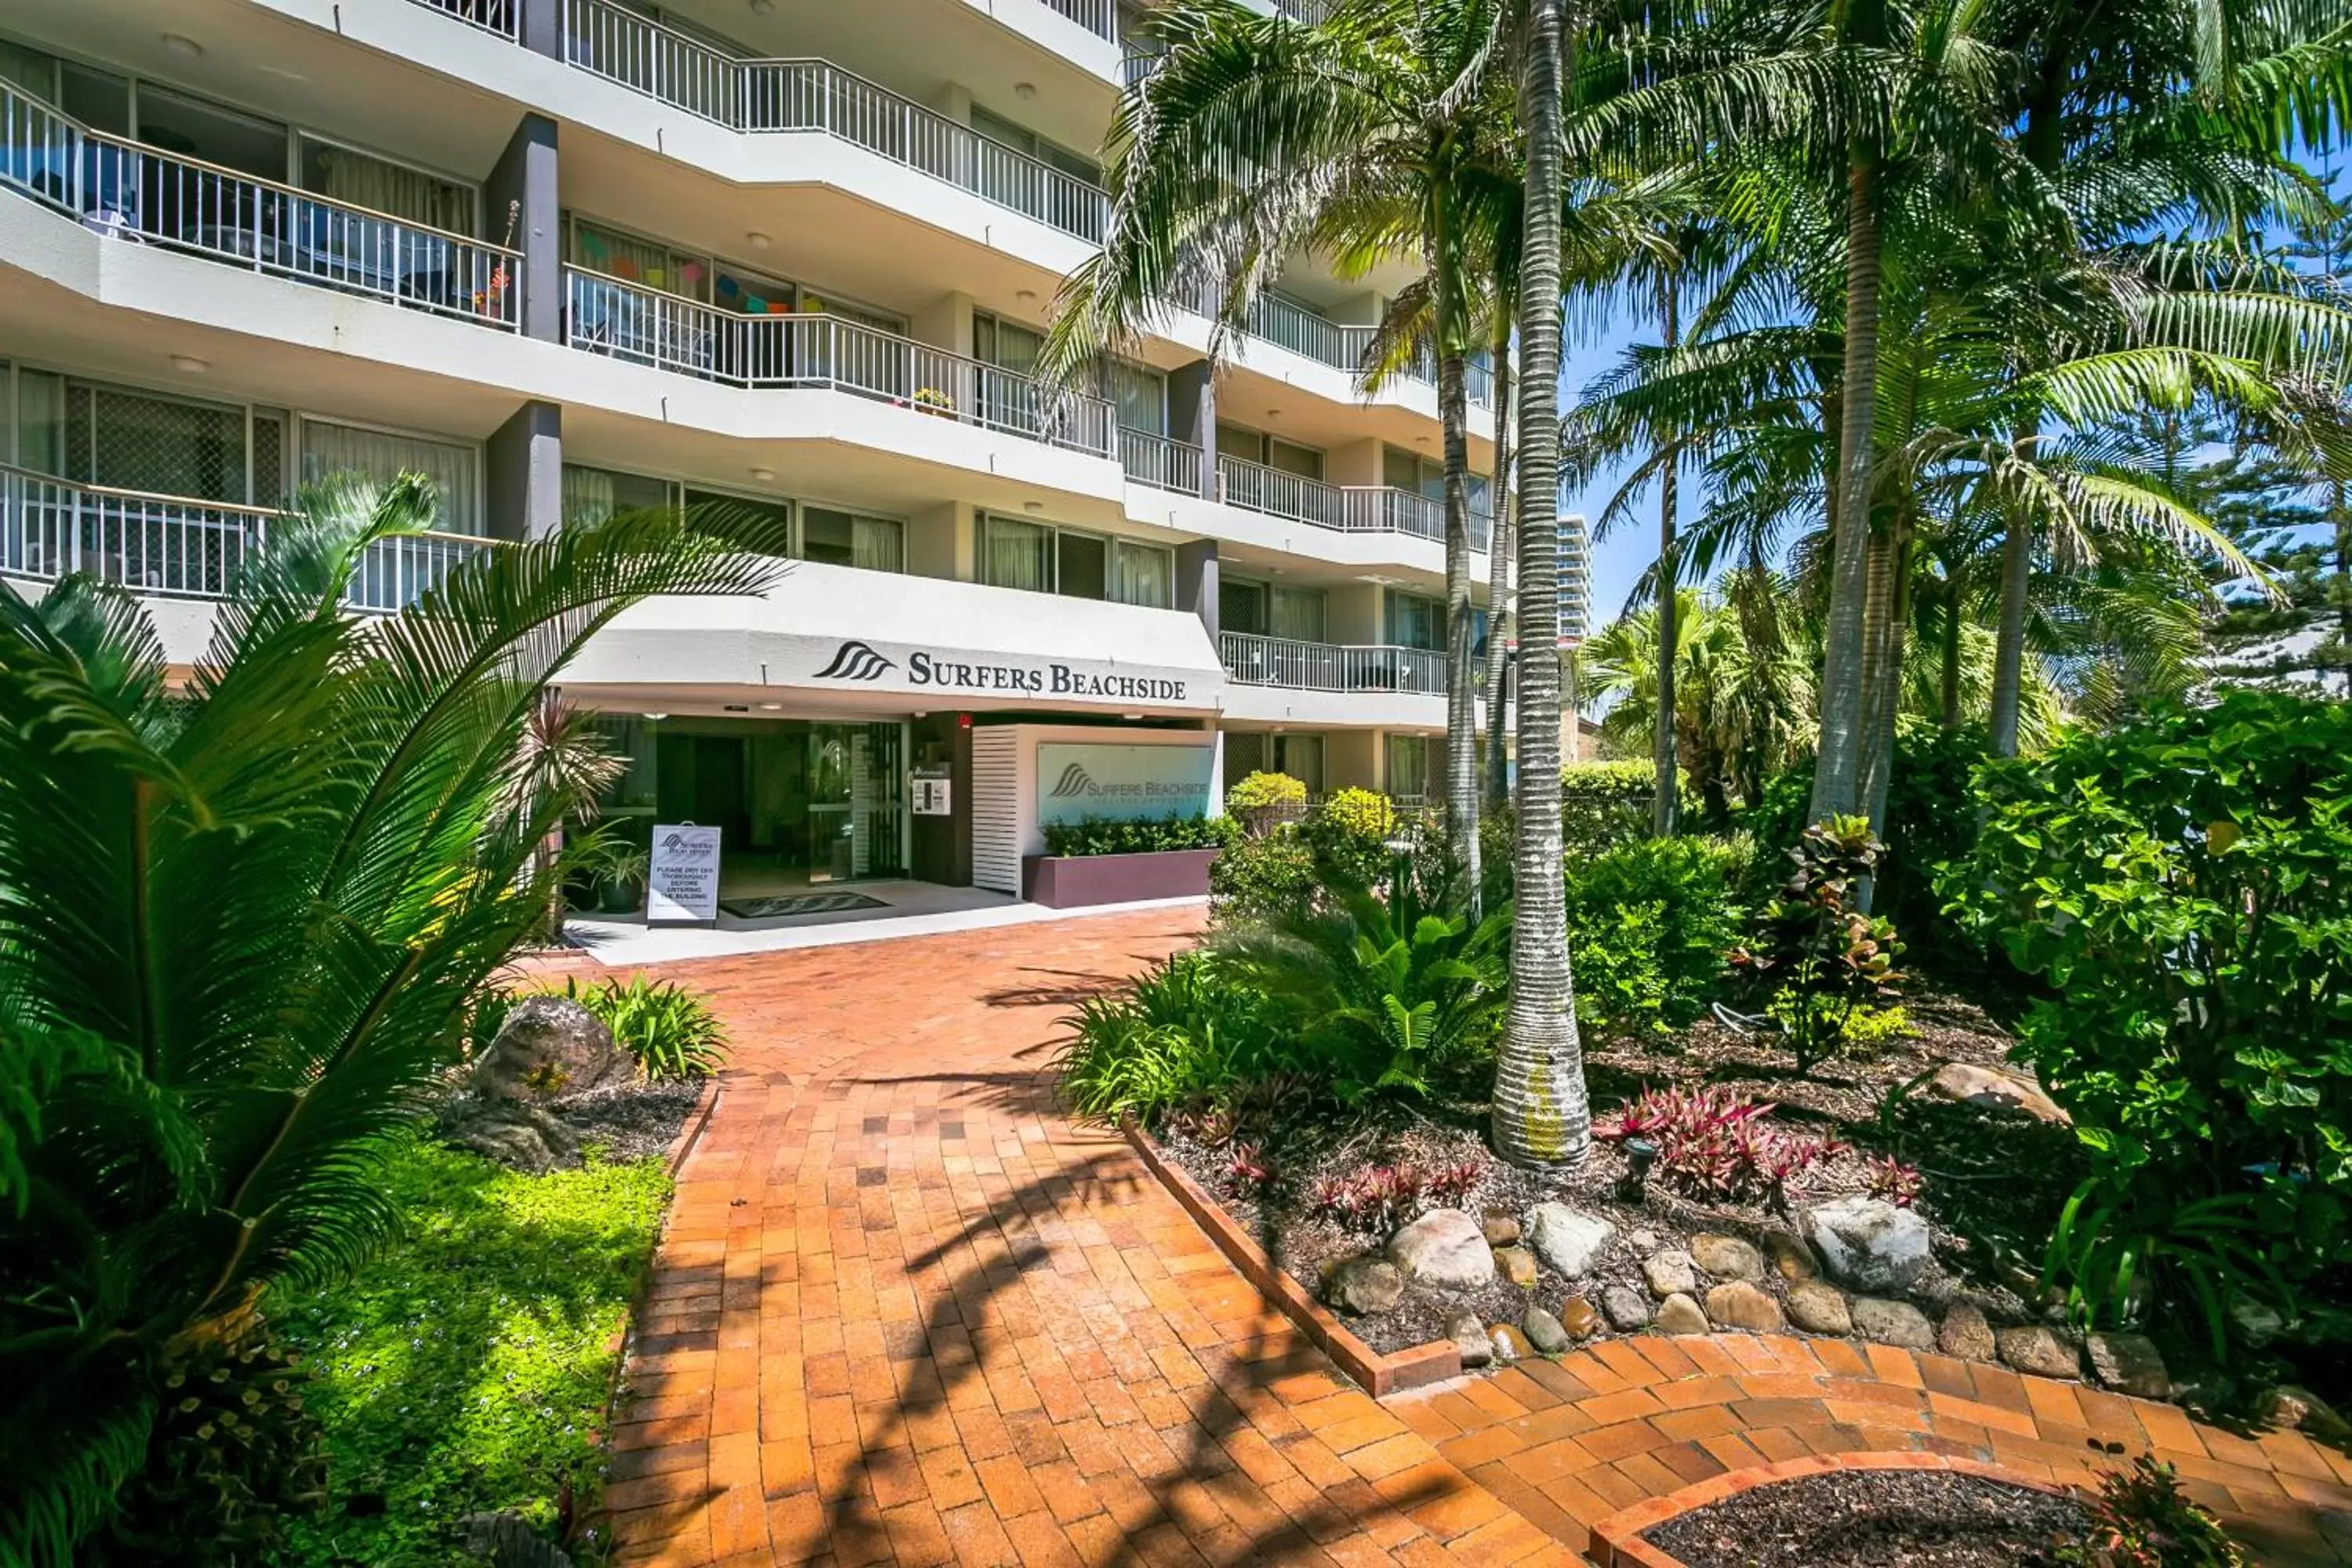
xmin=595 ymin=909 xmax=2352 ymax=1567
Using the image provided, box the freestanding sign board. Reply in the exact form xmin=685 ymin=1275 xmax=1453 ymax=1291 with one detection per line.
xmin=646 ymin=823 xmax=722 ymax=924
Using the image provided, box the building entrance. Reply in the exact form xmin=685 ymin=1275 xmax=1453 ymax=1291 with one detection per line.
xmin=619 ymin=717 xmax=907 ymax=894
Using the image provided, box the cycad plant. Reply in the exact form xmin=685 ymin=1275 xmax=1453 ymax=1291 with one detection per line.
xmin=0 ymin=477 xmax=781 ymax=1563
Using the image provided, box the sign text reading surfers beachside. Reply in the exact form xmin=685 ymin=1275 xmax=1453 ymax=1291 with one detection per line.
xmin=904 ymin=652 xmax=1190 ymax=702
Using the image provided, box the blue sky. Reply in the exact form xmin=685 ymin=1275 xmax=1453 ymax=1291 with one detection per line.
xmin=1560 ymin=310 xmax=1651 ymax=626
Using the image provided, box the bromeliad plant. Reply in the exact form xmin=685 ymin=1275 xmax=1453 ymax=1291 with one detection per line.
xmin=1731 ymin=815 xmax=1904 ymax=1073
xmin=0 ymin=476 xmax=782 ymax=1564
xmin=1595 ymin=1085 xmax=1846 ymax=1210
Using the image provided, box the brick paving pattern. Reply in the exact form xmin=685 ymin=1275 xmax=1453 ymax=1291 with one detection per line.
xmin=589 ymin=908 xmax=2352 ymax=1566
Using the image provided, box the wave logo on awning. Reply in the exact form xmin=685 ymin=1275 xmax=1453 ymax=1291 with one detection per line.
xmin=1048 ymin=763 xmax=1097 ymax=799
xmin=812 ymin=640 xmax=897 ymax=681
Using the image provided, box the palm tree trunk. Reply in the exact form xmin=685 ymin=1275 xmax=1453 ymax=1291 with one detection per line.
xmin=1440 ymin=344 xmax=1480 ymax=888
xmin=1859 ymin=517 xmax=1912 ymax=838
xmin=1939 ymin=572 xmax=1964 ymax=730
xmin=1484 ymin=319 xmax=1515 ymax=815
xmin=2336 ymin=477 xmax=2350 ymax=697
xmin=1808 ymin=155 xmax=1882 ymax=826
xmin=1653 ymin=278 xmax=1680 ymax=838
xmin=1988 ymin=460 xmax=2033 ymax=755
xmin=1494 ymin=0 xmax=1587 ymax=1170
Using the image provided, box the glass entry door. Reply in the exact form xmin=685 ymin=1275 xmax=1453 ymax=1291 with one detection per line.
xmin=805 ymin=724 xmax=854 ymax=882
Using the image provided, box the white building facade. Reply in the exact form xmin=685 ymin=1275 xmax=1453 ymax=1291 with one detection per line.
xmin=0 ymin=0 xmax=1587 ymax=901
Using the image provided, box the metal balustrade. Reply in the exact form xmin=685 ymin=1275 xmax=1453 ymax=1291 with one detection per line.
xmin=562 ymin=0 xmax=1109 ymax=242
xmin=1220 ymin=630 xmax=1447 ymax=693
xmin=1119 ymin=427 xmax=1201 ymax=494
xmin=1040 ymin=0 xmax=1119 ymax=40
xmin=412 ymin=0 xmax=520 ymax=38
xmin=0 ymin=84 xmax=521 ymax=329
xmin=566 ymin=267 xmax=1117 ymax=457
xmin=2 ymin=466 xmax=491 ymax=612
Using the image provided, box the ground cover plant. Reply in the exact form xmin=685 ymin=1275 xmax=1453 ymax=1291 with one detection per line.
xmin=274 ymin=1137 xmax=671 ymax=1566
xmin=0 ymin=482 xmax=775 ymax=1561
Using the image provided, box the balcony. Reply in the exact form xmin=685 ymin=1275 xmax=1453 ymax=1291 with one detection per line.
xmin=561 ymin=0 xmax=1109 ymax=241
xmin=1121 ymin=430 xmax=1490 ymax=550
xmin=0 ymin=83 xmax=521 ymax=331
xmin=564 ymin=267 xmax=1118 ymax=457
xmin=1189 ymin=286 xmax=1494 ymax=408
xmin=1 ymin=466 xmax=489 ymax=614
xmin=1220 ymin=630 xmax=1446 ymax=694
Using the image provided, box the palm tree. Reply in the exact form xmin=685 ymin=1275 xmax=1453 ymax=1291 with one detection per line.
xmin=0 ymin=480 xmax=782 ymax=1561
xmin=1047 ymin=0 xmax=1522 ymax=887
xmin=1491 ymin=0 xmax=1590 ymax=1169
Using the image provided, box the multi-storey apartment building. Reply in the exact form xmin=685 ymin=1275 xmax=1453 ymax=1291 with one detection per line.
xmin=0 ymin=0 xmax=1588 ymax=907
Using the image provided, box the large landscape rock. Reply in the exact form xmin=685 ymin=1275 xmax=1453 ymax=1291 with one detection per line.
xmin=1851 ymin=1297 xmax=1936 ymax=1350
xmin=2085 ymin=1332 xmax=2170 ymax=1400
xmin=1602 ymin=1285 xmax=1653 ymax=1330
xmin=1929 ymin=1062 xmax=2067 ymax=1125
xmin=438 ymin=1097 xmax=583 ymax=1174
xmin=1997 ymin=1326 xmax=2083 ymax=1380
xmin=1525 ymin=1203 xmax=1615 ymax=1276
xmin=1784 ymin=1281 xmax=1853 ymax=1335
xmin=473 ymin=996 xmax=627 ymax=1102
xmin=1326 ymin=1256 xmax=1405 ymax=1316
xmin=1691 ymin=1233 xmax=1765 ymax=1282
xmin=1937 ymin=1301 xmax=1998 ymax=1363
xmin=1763 ymin=1232 xmax=1819 ymax=1282
xmin=1388 ymin=1209 xmax=1496 ymax=1289
xmin=1803 ymin=1197 xmax=1933 ymax=1294
xmin=1642 ymin=1249 xmax=1698 ymax=1298
xmin=2260 ymin=1385 xmax=2351 ymax=1441
xmin=1657 ymin=1293 xmax=1708 ymax=1334
xmin=1704 ymin=1281 xmax=1785 ymax=1333
xmin=1448 ymin=1311 xmax=1493 ymax=1368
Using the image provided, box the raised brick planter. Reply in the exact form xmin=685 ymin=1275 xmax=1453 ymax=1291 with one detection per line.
xmin=1022 ymin=847 xmax=1219 ymax=908
xmin=1588 ymin=1451 xmax=2078 ymax=1568
xmin=1120 ymin=1116 xmax=1461 ymax=1396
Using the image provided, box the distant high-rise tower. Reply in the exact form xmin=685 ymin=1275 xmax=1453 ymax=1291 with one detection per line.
xmin=1558 ymin=511 xmax=1592 ymax=644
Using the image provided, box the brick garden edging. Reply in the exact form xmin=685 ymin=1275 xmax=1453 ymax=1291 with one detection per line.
xmin=1120 ymin=1116 xmax=1463 ymax=1396
xmin=1587 ymin=1450 xmax=2078 ymax=1568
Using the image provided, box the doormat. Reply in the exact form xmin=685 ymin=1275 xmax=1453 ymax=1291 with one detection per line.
xmin=720 ymin=891 xmax=891 ymax=920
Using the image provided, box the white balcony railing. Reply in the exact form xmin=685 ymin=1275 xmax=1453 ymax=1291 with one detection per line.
xmin=1221 ymin=630 xmax=1447 ymax=693
xmin=565 ymin=267 xmax=1118 ymax=457
xmin=1 ymin=466 xmax=491 ymax=612
xmin=0 ymin=84 xmax=522 ymax=330
xmin=1040 ymin=0 xmax=1120 ymax=40
xmin=412 ymin=0 xmax=521 ymax=38
xmin=1209 ymin=451 xmax=1491 ymax=550
xmin=1120 ymin=427 xmax=1202 ymax=494
xmin=562 ymin=0 xmax=1109 ymax=243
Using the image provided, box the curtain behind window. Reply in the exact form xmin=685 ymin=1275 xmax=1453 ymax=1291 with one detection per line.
xmin=301 ymin=140 xmax=472 ymax=231
xmin=303 ymin=420 xmax=480 ymax=532
xmin=563 ymin=465 xmax=673 ymax=528
xmin=1387 ymin=735 xmax=1429 ymax=797
xmin=1111 ymin=540 xmax=1170 ymax=608
xmin=982 ymin=516 xmax=1051 ymax=592
xmin=1270 ymin=586 xmax=1325 ymax=642
xmin=1111 ymin=361 xmax=1166 ymax=434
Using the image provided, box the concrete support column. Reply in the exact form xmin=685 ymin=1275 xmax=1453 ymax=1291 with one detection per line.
xmin=1167 ymin=361 xmax=1219 ymax=500
xmin=486 ymin=114 xmax=561 ymax=343
xmin=487 ymin=401 xmax=563 ymax=541
xmin=517 ymin=0 xmax=563 ymax=58
xmin=1176 ymin=539 xmax=1219 ymax=638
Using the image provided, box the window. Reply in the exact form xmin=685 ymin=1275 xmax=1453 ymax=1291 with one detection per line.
xmin=132 ymin=85 xmax=287 ymax=181
xmin=1385 ymin=446 xmax=1491 ymax=514
xmin=0 ymin=38 xmax=58 ymax=102
xmin=1111 ymin=361 xmax=1166 ymax=435
xmin=299 ymin=135 xmax=474 ymax=231
xmin=984 ymin=516 xmax=1170 ymax=605
xmin=1218 ymin=423 xmax=1324 ymax=479
xmin=302 ymin=419 xmax=482 ymax=533
xmin=1385 ymin=590 xmax=1443 ymax=651
xmin=803 ymin=506 xmax=902 ymax=572
xmin=570 ymin=219 xmax=710 ymax=300
xmin=16 ymin=371 xmax=249 ymax=503
xmin=684 ymin=488 xmax=790 ymax=554
xmin=1387 ymin=734 xmax=1432 ymax=800
xmin=1274 ymin=733 xmax=1326 ymax=793
xmin=1220 ymin=578 xmax=1268 ymax=636
xmin=564 ymin=464 xmax=677 ymax=529
xmin=971 ymin=107 xmax=1100 ymax=186
xmin=974 ymin=313 xmax=1046 ymax=376
xmin=1271 ymin=585 xmax=1327 ymax=642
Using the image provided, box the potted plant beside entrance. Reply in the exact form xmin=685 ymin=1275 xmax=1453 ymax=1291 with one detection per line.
xmin=1023 ymin=814 xmax=1239 ymax=909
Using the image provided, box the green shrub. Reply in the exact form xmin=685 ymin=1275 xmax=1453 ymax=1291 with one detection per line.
xmin=1040 ymin=813 xmax=1240 ymax=857
xmin=1942 ymin=692 xmax=2352 ymax=1352
xmin=1564 ymin=837 xmax=1744 ymax=1036
xmin=1225 ymin=770 xmax=1308 ymax=815
xmin=1562 ymin=760 xmax=1675 ymax=856
xmin=1056 ymin=951 xmax=1286 ymax=1123
xmin=2057 ymin=1457 xmax=2245 ymax=1567
xmin=1302 ymin=788 xmax=1395 ymax=890
xmin=1835 ymin=1001 xmax=1913 ymax=1051
xmin=1732 ymin=815 xmax=1903 ymax=1073
xmin=1214 ymin=862 xmax=1511 ymax=1099
xmin=274 ymin=1138 xmax=671 ymax=1566
xmin=553 ymin=974 xmax=730 ymax=1080
xmin=1209 ymin=826 xmax=1319 ymax=926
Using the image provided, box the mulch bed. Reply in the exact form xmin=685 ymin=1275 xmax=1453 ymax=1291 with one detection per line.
xmin=1152 ymin=985 xmax=2058 ymax=1356
xmin=1643 ymin=1468 xmax=2091 ymax=1567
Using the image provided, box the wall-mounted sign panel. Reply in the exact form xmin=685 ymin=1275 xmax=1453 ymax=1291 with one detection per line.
xmin=1036 ymin=743 xmax=1215 ymax=826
